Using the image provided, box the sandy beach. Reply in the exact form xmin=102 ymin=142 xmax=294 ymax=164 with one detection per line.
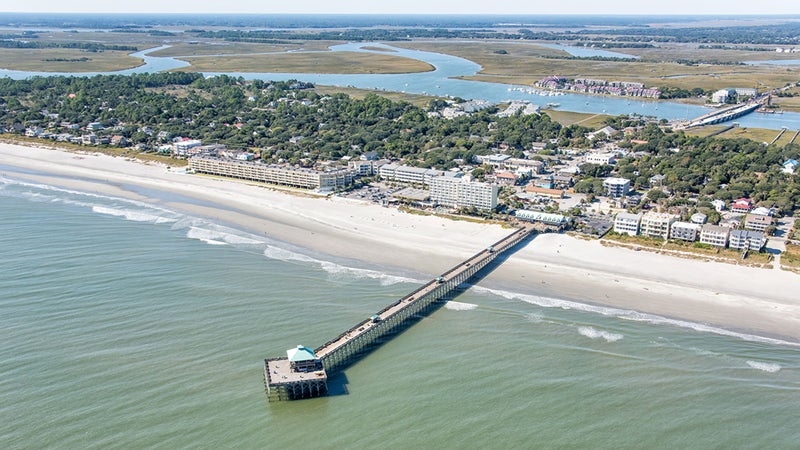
xmin=3 ymin=142 xmax=800 ymax=343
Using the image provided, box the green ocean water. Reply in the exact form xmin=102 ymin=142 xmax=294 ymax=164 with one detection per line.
xmin=1 ymin=172 xmax=799 ymax=449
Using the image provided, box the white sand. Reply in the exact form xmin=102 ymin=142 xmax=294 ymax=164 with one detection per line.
xmin=3 ymin=142 xmax=800 ymax=343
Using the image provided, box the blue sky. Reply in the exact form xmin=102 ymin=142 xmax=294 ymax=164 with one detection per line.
xmin=3 ymin=0 xmax=799 ymax=15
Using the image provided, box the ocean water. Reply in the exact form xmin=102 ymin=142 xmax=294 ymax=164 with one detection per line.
xmin=1 ymin=172 xmax=799 ymax=449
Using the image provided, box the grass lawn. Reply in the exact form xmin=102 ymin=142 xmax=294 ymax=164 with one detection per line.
xmin=782 ymin=244 xmax=800 ymax=272
xmin=312 ymin=85 xmax=438 ymax=107
xmin=175 ymin=51 xmax=434 ymax=74
xmin=0 ymin=48 xmax=143 ymax=72
xmin=543 ymin=110 xmax=611 ymax=128
xmin=685 ymin=125 xmax=799 ymax=145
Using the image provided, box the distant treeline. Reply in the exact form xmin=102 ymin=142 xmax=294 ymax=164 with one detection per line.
xmin=0 ymin=13 xmax=723 ymax=30
xmin=0 ymin=41 xmax=137 ymax=51
xmin=571 ymin=42 xmax=655 ymax=49
xmin=576 ymin=23 xmax=800 ymax=45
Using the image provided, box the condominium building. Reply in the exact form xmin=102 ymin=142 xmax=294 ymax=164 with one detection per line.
xmin=585 ymin=152 xmax=616 ymax=165
xmin=728 ymin=230 xmax=766 ymax=251
xmin=670 ymin=221 xmax=701 ymax=241
xmin=743 ymin=213 xmax=772 ymax=232
xmin=640 ymin=212 xmax=677 ymax=240
xmin=613 ymin=212 xmax=642 ymax=236
xmin=379 ymin=163 xmax=444 ymax=186
xmin=699 ymin=224 xmax=730 ymax=247
xmin=188 ymin=156 xmax=353 ymax=191
xmin=429 ymin=176 xmax=498 ymax=211
xmin=603 ymin=177 xmax=631 ymax=198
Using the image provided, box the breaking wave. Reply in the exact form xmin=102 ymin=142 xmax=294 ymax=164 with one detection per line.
xmin=263 ymin=245 xmax=421 ymax=286
xmin=578 ymin=326 xmax=624 ymax=342
xmin=444 ymin=301 xmax=478 ymax=311
xmin=746 ymin=361 xmax=782 ymax=373
xmin=473 ymin=285 xmax=800 ymax=348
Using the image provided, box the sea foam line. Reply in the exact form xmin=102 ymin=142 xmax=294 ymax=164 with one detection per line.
xmin=262 ymin=244 xmax=422 ymax=286
xmin=470 ymin=285 xmax=800 ymax=348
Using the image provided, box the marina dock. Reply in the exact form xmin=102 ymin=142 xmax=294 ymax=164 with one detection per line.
xmin=264 ymin=224 xmax=536 ymax=401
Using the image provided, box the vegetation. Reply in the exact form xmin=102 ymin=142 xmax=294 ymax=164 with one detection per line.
xmin=0 ymin=48 xmax=143 ymax=72
xmin=2 ymin=73 xmax=798 ymax=213
xmin=176 ymin=51 xmax=435 ymax=74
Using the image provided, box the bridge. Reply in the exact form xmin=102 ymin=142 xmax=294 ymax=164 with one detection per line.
xmin=264 ymin=224 xmax=536 ymax=401
xmin=678 ymin=95 xmax=770 ymax=129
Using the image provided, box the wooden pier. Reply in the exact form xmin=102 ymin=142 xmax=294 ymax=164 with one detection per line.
xmin=264 ymin=224 xmax=536 ymax=401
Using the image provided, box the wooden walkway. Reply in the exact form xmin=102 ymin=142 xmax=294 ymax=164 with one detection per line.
xmin=265 ymin=223 xmax=536 ymax=401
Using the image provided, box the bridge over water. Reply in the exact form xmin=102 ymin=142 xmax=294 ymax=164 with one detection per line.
xmin=678 ymin=96 xmax=769 ymax=129
xmin=264 ymin=224 xmax=536 ymax=401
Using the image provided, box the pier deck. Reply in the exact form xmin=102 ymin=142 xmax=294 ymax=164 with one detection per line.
xmin=265 ymin=224 xmax=535 ymax=401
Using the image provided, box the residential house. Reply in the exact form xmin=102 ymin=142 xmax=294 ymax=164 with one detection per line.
xmin=110 ymin=135 xmax=128 ymax=147
xmin=690 ymin=213 xmax=708 ymax=224
xmin=495 ymin=172 xmax=518 ymax=186
xmin=699 ymin=224 xmax=730 ymax=247
xmin=613 ymin=212 xmax=642 ymax=236
xmin=586 ymin=126 xmax=617 ymax=140
xmin=728 ymin=230 xmax=766 ymax=251
xmin=640 ymin=212 xmax=677 ymax=240
xmin=782 ymin=159 xmax=799 ymax=175
xmin=744 ymin=214 xmax=772 ymax=232
xmin=670 ymin=221 xmax=701 ymax=241
xmin=711 ymin=199 xmax=726 ymax=212
xmin=730 ymin=198 xmax=752 ymax=214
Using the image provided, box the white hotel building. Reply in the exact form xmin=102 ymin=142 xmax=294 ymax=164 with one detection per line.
xmin=379 ymin=163 xmax=444 ymax=186
xmin=429 ymin=176 xmax=498 ymax=211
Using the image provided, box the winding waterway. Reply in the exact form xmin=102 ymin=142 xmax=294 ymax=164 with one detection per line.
xmin=2 ymin=42 xmax=798 ymax=130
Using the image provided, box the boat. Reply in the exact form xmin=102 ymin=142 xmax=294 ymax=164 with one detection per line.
xmin=546 ymin=102 xmax=560 ymax=108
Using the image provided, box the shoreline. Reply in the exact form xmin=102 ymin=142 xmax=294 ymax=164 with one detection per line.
xmin=3 ymin=142 xmax=800 ymax=344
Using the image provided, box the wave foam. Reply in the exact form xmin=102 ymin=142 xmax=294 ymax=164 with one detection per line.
xmin=263 ymin=245 xmax=420 ymax=286
xmin=92 ymin=206 xmax=177 ymax=224
xmin=746 ymin=361 xmax=782 ymax=373
xmin=444 ymin=301 xmax=478 ymax=311
xmin=475 ymin=286 xmax=800 ymax=348
xmin=184 ymin=226 xmax=265 ymax=247
xmin=578 ymin=326 xmax=624 ymax=342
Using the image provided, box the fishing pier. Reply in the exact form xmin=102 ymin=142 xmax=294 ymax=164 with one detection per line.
xmin=264 ymin=224 xmax=535 ymax=401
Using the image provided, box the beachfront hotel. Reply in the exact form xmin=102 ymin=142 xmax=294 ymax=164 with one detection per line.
xmin=188 ymin=156 xmax=354 ymax=191
xmin=429 ymin=176 xmax=498 ymax=211
xmin=378 ymin=163 xmax=457 ymax=187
